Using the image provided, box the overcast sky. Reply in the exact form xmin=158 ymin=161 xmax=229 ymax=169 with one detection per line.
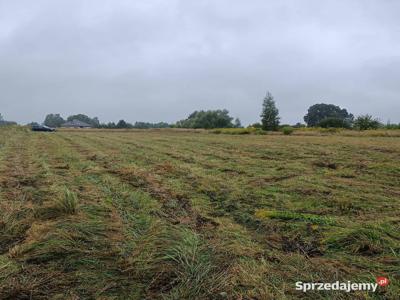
xmin=0 ymin=0 xmax=399 ymax=125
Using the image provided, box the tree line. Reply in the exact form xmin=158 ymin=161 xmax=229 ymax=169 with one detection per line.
xmin=39 ymin=110 xmax=242 ymax=129
xmin=1 ymin=92 xmax=399 ymax=130
xmin=258 ymin=92 xmax=399 ymax=131
xmin=39 ymin=114 xmax=170 ymax=129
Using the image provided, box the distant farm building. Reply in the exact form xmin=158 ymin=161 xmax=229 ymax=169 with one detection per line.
xmin=61 ymin=120 xmax=92 ymax=128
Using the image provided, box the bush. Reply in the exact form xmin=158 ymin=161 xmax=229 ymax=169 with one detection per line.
xmin=354 ymin=115 xmax=382 ymax=130
xmin=282 ymin=126 xmax=294 ymax=135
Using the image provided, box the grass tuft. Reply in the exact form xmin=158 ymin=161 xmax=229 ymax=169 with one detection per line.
xmin=324 ymin=225 xmax=400 ymax=255
xmin=55 ymin=188 xmax=78 ymax=215
xmin=163 ymin=228 xmax=229 ymax=298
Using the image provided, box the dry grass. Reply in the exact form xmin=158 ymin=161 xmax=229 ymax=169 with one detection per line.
xmin=0 ymin=127 xmax=399 ymax=299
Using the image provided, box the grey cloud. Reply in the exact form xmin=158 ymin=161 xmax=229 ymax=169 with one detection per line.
xmin=0 ymin=0 xmax=399 ymax=125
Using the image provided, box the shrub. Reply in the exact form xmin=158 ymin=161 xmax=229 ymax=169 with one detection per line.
xmin=282 ymin=126 xmax=294 ymax=135
xmin=354 ymin=115 xmax=382 ymax=130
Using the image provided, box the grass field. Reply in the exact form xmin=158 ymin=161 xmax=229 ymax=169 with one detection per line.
xmin=0 ymin=127 xmax=399 ymax=299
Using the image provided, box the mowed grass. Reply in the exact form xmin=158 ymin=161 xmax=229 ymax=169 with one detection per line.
xmin=0 ymin=126 xmax=399 ymax=299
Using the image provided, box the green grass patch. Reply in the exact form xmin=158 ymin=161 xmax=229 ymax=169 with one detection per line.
xmin=255 ymin=209 xmax=336 ymax=225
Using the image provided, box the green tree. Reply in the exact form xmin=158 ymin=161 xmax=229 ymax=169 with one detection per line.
xmin=234 ymin=118 xmax=242 ymax=128
xmin=116 ymin=119 xmax=133 ymax=128
xmin=133 ymin=122 xmax=170 ymax=129
xmin=67 ymin=114 xmax=100 ymax=127
xmin=0 ymin=113 xmax=3 ymax=121
xmin=354 ymin=115 xmax=382 ymax=130
xmin=261 ymin=92 xmax=280 ymax=131
xmin=176 ymin=110 xmax=234 ymax=129
xmin=116 ymin=120 xmax=127 ymax=128
xmin=304 ymin=103 xmax=353 ymax=127
xmin=44 ymin=114 xmax=65 ymax=127
xmin=105 ymin=122 xmax=116 ymax=129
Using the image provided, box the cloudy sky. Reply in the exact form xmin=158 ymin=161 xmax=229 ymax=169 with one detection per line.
xmin=0 ymin=0 xmax=399 ymax=125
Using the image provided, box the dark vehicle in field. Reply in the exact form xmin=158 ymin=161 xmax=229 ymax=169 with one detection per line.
xmin=31 ymin=125 xmax=56 ymax=132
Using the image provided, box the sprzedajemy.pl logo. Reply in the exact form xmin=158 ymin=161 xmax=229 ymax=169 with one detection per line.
xmin=296 ymin=277 xmax=390 ymax=293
